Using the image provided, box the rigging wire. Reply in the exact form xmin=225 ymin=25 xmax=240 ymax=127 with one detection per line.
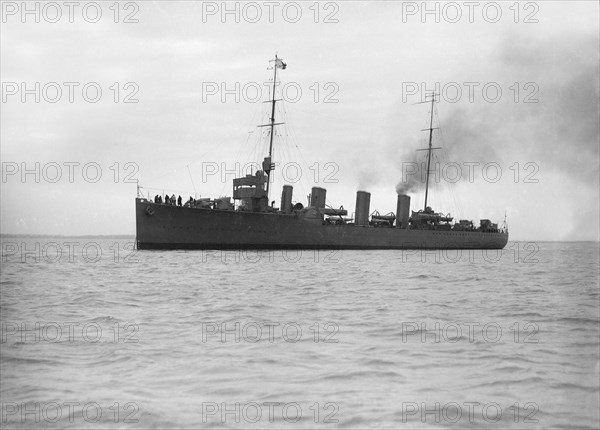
xmin=279 ymin=100 xmax=319 ymax=204
xmin=435 ymin=106 xmax=465 ymax=220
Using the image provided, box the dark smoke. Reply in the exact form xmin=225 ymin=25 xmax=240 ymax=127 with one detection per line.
xmin=394 ymin=107 xmax=497 ymax=195
xmin=395 ymin=173 xmax=421 ymax=195
xmin=394 ymin=32 xmax=599 ymax=192
xmin=501 ymin=35 xmax=599 ymax=183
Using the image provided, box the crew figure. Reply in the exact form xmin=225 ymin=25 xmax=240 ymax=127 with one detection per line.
xmin=177 ymin=195 xmax=182 ymax=206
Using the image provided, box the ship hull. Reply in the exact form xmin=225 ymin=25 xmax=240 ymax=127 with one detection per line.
xmin=136 ymin=199 xmax=508 ymax=250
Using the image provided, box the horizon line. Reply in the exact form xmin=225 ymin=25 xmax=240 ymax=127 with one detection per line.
xmin=0 ymin=234 xmax=598 ymax=243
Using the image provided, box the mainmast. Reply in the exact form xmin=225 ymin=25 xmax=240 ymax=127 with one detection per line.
xmin=420 ymin=93 xmax=441 ymax=211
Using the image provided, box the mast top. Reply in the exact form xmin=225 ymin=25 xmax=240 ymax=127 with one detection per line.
xmin=269 ymin=53 xmax=287 ymax=70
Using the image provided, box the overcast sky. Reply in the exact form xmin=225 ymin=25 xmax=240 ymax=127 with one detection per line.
xmin=1 ymin=1 xmax=598 ymax=241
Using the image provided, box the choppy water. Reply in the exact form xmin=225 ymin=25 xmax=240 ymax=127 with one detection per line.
xmin=1 ymin=237 xmax=599 ymax=429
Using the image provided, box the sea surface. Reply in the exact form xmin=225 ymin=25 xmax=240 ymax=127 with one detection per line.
xmin=1 ymin=237 xmax=599 ymax=429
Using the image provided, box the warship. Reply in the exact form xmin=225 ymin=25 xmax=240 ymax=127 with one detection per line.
xmin=135 ymin=56 xmax=508 ymax=250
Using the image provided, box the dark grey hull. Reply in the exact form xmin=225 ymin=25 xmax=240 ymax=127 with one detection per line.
xmin=135 ymin=198 xmax=509 ymax=250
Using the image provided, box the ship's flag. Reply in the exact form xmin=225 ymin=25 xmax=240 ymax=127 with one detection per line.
xmin=276 ymin=59 xmax=287 ymax=69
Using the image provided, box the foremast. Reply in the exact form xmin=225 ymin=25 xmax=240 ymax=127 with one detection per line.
xmin=232 ymin=54 xmax=286 ymax=212
xmin=262 ymin=54 xmax=286 ymax=201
